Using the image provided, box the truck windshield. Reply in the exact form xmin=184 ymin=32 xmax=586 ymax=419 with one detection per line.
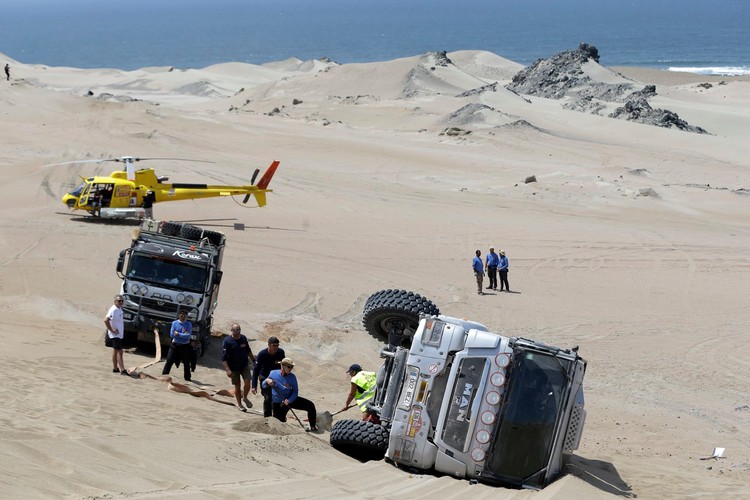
xmin=126 ymin=254 xmax=206 ymax=292
xmin=486 ymin=350 xmax=571 ymax=487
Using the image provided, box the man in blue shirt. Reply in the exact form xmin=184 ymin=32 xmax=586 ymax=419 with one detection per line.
xmin=222 ymin=323 xmax=256 ymax=412
xmin=498 ymin=250 xmax=510 ymax=292
xmin=472 ymin=249 xmax=485 ymax=295
xmin=262 ymin=358 xmax=318 ymax=431
xmin=162 ymin=310 xmax=194 ymax=381
xmin=252 ymin=336 xmax=286 ymax=417
xmin=485 ymin=246 xmax=500 ymax=290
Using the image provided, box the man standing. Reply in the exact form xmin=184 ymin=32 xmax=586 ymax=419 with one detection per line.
xmin=341 ymin=364 xmax=377 ymax=419
xmin=222 ymin=323 xmax=255 ymax=412
xmin=104 ymin=294 xmax=127 ymax=375
xmin=252 ymin=336 xmax=286 ymax=417
xmin=4 ymin=64 xmax=9 ymax=81
xmin=472 ymin=249 xmax=485 ymax=295
xmin=263 ymin=358 xmax=318 ymax=431
xmin=161 ymin=310 xmax=193 ymax=381
xmin=485 ymin=246 xmax=499 ymax=290
xmin=142 ymin=191 xmax=155 ymax=219
xmin=498 ymin=250 xmax=510 ymax=292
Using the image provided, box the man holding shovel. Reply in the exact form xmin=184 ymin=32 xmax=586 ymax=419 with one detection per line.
xmin=263 ymin=358 xmax=318 ymax=431
xmin=341 ymin=363 xmax=377 ymax=419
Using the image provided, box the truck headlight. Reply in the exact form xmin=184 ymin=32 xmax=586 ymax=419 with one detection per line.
xmin=420 ymin=318 xmax=445 ymax=346
xmin=471 ymin=448 xmax=486 ymax=462
xmin=475 ymin=429 xmax=491 ymax=444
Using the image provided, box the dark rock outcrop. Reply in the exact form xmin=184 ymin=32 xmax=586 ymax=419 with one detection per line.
xmin=506 ymin=43 xmax=708 ymax=133
xmin=608 ymin=99 xmax=708 ymax=133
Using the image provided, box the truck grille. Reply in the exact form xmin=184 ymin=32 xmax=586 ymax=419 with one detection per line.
xmin=563 ymin=405 xmax=586 ymax=452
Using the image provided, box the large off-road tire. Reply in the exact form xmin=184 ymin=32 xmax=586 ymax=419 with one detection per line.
xmin=179 ymin=224 xmax=224 ymax=246
xmin=362 ymin=289 xmax=439 ymax=344
xmin=330 ymin=419 xmax=389 ymax=461
xmin=160 ymin=221 xmax=183 ymax=236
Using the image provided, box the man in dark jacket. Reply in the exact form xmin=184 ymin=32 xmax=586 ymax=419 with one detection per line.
xmin=222 ymin=323 xmax=256 ymax=412
xmin=252 ymin=336 xmax=285 ymax=417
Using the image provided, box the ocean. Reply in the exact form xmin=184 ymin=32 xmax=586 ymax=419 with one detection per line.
xmin=2 ymin=0 xmax=748 ymax=76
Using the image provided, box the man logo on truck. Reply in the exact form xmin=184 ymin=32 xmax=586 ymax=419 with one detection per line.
xmin=455 ymin=383 xmax=473 ymax=422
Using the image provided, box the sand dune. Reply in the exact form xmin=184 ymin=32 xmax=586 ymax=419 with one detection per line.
xmin=1 ymin=46 xmax=749 ymax=498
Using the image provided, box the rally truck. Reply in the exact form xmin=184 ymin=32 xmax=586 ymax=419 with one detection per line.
xmin=115 ymin=219 xmax=225 ymax=357
xmin=330 ymin=289 xmax=586 ymax=490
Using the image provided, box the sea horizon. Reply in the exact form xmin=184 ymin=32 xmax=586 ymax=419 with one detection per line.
xmin=1 ymin=0 xmax=748 ymax=76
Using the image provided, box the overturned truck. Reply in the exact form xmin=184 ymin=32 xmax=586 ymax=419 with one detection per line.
xmin=330 ymin=289 xmax=586 ymax=489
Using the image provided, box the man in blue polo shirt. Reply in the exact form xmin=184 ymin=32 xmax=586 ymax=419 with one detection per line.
xmin=485 ymin=246 xmax=500 ymax=290
xmin=162 ymin=310 xmax=193 ymax=381
xmin=263 ymin=358 xmax=318 ymax=431
xmin=472 ymin=249 xmax=485 ymax=295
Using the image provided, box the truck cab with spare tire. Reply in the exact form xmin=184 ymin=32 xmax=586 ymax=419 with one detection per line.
xmin=115 ymin=219 xmax=225 ymax=357
xmin=330 ymin=289 xmax=587 ymax=489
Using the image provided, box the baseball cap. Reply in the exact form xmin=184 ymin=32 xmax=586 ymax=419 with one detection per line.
xmin=347 ymin=363 xmax=362 ymax=373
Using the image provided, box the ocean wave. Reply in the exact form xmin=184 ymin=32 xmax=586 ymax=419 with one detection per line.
xmin=667 ymin=66 xmax=750 ymax=76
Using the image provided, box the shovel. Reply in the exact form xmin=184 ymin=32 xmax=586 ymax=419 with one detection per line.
xmin=316 ymin=405 xmax=356 ymax=432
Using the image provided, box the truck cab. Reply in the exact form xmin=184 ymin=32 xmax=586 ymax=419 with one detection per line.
xmin=115 ymin=220 xmax=225 ymax=356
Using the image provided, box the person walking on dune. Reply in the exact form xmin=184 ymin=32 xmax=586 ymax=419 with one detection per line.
xmin=222 ymin=323 xmax=256 ymax=412
xmin=498 ymin=250 xmax=510 ymax=292
xmin=472 ymin=249 xmax=485 ymax=295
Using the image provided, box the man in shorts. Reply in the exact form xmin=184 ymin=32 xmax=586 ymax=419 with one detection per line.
xmin=222 ymin=323 xmax=256 ymax=412
xmin=104 ymin=294 xmax=127 ymax=375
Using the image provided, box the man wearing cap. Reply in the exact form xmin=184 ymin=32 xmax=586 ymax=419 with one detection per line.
xmin=498 ymin=250 xmax=510 ymax=292
xmin=341 ymin=364 xmax=377 ymax=418
xmin=252 ymin=336 xmax=286 ymax=417
xmin=262 ymin=358 xmax=318 ymax=431
xmin=222 ymin=323 xmax=256 ymax=412
xmin=485 ymin=246 xmax=499 ymax=290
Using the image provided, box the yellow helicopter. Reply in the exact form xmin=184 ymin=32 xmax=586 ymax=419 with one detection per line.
xmin=59 ymin=156 xmax=279 ymax=218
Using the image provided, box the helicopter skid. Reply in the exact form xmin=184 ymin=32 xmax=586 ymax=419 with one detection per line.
xmin=98 ymin=207 xmax=147 ymax=219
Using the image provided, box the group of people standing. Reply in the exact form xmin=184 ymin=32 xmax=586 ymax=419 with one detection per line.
xmin=472 ymin=246 xmax=510 ymax=295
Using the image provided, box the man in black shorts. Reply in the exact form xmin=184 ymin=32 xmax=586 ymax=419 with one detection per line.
xmin=104 ymin=294 xmax=127 ymax=375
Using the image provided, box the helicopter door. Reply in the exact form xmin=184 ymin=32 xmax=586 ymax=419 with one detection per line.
xmin=78 ymin=182 xmax=93 ymax=207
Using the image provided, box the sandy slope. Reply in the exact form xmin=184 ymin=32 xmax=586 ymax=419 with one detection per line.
xmin=1 ymin=49 xmax=749 ymax=498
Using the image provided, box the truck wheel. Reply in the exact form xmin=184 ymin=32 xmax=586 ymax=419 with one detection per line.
xmin=160 ymin=221 xmax=183 ymax=236
xmin=180 ymin=224 xmax=224 ymax=246
xmin=362 ymin=289 xmax=439 ymax=344
xmin=330 ymin=419 xmax=389 ymax=461
xmin=180 ymin=224 xmax=203 ymax=241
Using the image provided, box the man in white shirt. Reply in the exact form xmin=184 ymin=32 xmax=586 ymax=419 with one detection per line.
xmin=104 ymin=294 xmax=127 ymax=375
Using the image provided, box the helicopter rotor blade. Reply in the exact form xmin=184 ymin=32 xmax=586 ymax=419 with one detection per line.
xmin=125 ymin=158 xmax=136 ymax=181
xmin=43 ymin=158 xmax=119 ymax=168
xmin=250 ymin=168 xmax=260 ymax=185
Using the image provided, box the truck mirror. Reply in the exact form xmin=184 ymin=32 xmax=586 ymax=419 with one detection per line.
xmin=214 ymin=270 xmax=223 ymax=285
xmin=116 ymin=250 xmax=126 ymax=273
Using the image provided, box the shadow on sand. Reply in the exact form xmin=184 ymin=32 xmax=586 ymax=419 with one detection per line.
xmin=565 ymin=455 xmax=635 ymax=497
